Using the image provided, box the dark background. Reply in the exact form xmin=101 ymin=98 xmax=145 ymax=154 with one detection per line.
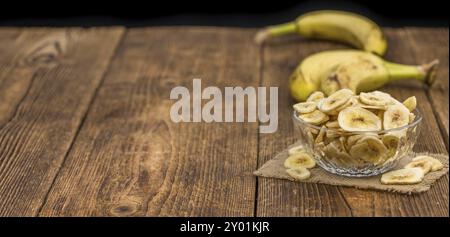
xmin=0 ymin=0 xmax=448 ymax=27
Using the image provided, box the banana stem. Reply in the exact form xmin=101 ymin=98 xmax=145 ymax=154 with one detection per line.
xmin=255 ymin=22 xmax=298 ymax=44
xmin=385 ymin=60 xmax=439 ymax=86
xmin=267 ymin=22 xmax=298 ymax=37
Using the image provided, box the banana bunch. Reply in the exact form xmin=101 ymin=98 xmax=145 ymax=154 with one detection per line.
xmin=289 ymin=50 xmax=439 ymax=102
xmin=255 ymin=10 xmax=387 ymax=55
xmin=255 ymin=11 xmax=439 ymax=102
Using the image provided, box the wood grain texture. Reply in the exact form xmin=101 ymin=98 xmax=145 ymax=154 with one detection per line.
xmin=369 ymin=29 xmax=448 ymax=217
xmin=39 ymin=28 xmax=260 ymax=216
xmin=405 ymin=28 xmax=449 ymax=148
xmin=0 ymin=26 xmax=447 ymax=217
xmin=256 ymin=28 xmax=449 ymax=217
xmin=0 ymin=27 xmax=124 ymax=216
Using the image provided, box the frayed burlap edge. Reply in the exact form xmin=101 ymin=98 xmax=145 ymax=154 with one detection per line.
xmin=254 ymin=142 xmax=449 ymax=194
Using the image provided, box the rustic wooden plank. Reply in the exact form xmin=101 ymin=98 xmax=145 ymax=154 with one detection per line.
xmin=257 ymin=28 xmax=448 ymax=216
xmin=257 ymin=36 xmax=353 ymax=216
xmin=338 ymin=28 xmax=449 ymax=217
xmin=39 ymin=27 xmax=260 ymax=216
xmin=0 ymin=27 xmax=125 ymax=216
xmin=0 ymin=28 xmax=31 ymax=126
xmin=405 ymin=28 xmax=449 ymax=148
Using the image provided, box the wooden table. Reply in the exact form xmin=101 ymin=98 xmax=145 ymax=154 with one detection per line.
xmin=0 ymin=27 xmax=448 ymax=217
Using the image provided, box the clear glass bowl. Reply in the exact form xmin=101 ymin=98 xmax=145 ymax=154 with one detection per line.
xmin=292 ymin=109 xmax=422 ymax=177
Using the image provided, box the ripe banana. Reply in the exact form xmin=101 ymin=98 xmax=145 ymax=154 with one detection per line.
xmin=255 ymin=10 xmax=387 ymax=55
xmin=289 ymin=50 xmax=439 ymax=102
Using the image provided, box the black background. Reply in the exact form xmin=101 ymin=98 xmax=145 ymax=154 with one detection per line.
xmin=1 ymin=0 xmax=448 ymax=27
xmin=2 ymin=217 xmax=448 ymax=236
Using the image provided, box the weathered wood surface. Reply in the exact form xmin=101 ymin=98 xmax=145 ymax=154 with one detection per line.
xmin=39 ymin=28 xmax=260 ymax=216
xmin=0 ymin=27 xmax=448 ymax=216
xmin=0 ymin=27 xmax=125 ymax=216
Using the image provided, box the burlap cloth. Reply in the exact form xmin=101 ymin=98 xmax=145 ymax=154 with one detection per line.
xmin=254 ymin=142 xmax=449 ymax=194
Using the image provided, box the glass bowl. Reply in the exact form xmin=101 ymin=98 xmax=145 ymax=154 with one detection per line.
xmin=292 ymin=109 xmax=422 ymax=177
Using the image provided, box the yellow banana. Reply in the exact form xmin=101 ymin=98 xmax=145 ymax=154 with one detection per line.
xmin=289 ymin=50 xmax=439 ymax=102
xmin=255 ymin=10 xmax=387 ymax=55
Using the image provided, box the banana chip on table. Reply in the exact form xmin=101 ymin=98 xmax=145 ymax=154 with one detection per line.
xmin=286 ymin=167 xmax=311 ymax=180
xmin=288 ymin=145 xmax=304 ymax=155
xmin=284 ymin=152 xmax=316 ymax=169
xmin=405 ymin=159 xmax=432 ymax=174
xmin=412 ymin=155 xmax=444 ymax=172
xmin=379 ymin=155 xmax=444 ymax=185
xmin=284 ymin=151 xmax=315 ymax=181
xmin=381 ymin=168 xmax=424 ymax=185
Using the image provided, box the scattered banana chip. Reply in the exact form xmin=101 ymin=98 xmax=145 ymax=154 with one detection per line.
xmin=284 ymin=152 xmax=316 ymax=169
xmin=288 ymin=145 xmax=304 ymax=155
xmin=359 ymin=91 xmax=394 ymax=106
xmin=381 ymin=168 xmax=424 ymax=185
xmin=286 ymin=167 xmax=311 ymax=180
xmin=307 ymin=91 xmax=325 ymax=102
xmin=412 ymin=155 xmax=444 ymax=172
xmin=293 ymin=101 xmax=317 ymax=114
xmin=298 ymin=110 xmax=329 ymax=125
xmin=405 ymin=159 xmax=432 ymax=174
xmin=338 ymin=107 xmax=382 ymax=132
xmin=402 ymin=96 xmax=417 ymax=112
